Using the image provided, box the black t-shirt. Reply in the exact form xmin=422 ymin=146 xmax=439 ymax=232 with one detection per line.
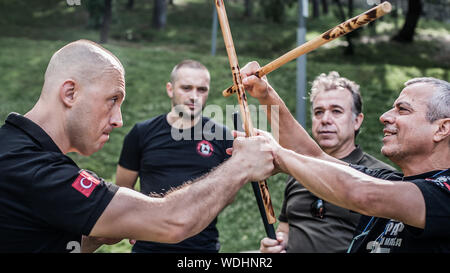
xmin=348 ymin=166 xmax=450 ymax=253
xmin=0 ymin=113 xmax=119 ymax=253
xmin=118 ymin=114 xmax=233 ymax=252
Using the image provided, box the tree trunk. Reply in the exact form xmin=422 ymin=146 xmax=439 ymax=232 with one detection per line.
xmin=100 ymin=0 xmax=112 ymax=44
xmin=392 ymin=0 xmax=422 ymax=43
xmin=334 ymin=0 xmax=354 ymax=55
xmin=321 ymin=0 xmax=328 ymax=15
xmin=126 ymin=0 xmax=134 ymax=9
xmin=153 ymin=0 xmax=167 ymax=30
xmin=312 ymin=0 xmax=320 ymax=18
xmin=244 ymin=0 xmax=252 ymax=17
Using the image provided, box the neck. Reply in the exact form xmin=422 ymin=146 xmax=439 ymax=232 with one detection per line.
xmin=166 ymin=110 xmax=201 ymax=129
xmin=395 ymin=148 xmax=450 ymax=176
xmin=324 ymin=142 xmax=356 ymax=159
xmin=24 ymin=100 xmax=70 ymax=154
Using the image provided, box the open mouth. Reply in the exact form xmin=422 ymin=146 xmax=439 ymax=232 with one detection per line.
xmin=383 ymin=129 xmax=397 ymax=137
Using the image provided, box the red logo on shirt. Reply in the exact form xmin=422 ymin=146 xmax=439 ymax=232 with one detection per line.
xmin=72 ymin=170 xmax=100 ymax=197
xmin=196 ymin=140 xmax=214 ymax=157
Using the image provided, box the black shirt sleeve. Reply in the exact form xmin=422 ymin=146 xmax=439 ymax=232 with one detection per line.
xmin=408 ymin=179 xmax=450 ymax=238
xmin=29 ymin=153 xmax=119 ymax=236
xmin=349 ymin=164 xmax=403 ymax=181
xmin=118 ymin=124 xmax=142 ymax=171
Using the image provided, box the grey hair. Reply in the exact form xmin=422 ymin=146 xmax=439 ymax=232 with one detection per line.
xmin=405 ymin=77 xmax=450 ymax=122
xmin=309 ymin=71 xmax=363 ymax=137
xmin=309 ymin=71 xmax=362 ymax=117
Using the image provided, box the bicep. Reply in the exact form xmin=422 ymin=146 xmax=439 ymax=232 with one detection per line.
xmin=360 ymin=181 xmax=426 ymax=229
xmin=115 ymin=165 xmax=138 ymax=189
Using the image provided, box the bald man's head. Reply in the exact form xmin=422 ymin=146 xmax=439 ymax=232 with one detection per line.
xmin=26 ymin=40 xmax=126 ymax=156
xmin=42 ymin=39 xmax=124 ymax=97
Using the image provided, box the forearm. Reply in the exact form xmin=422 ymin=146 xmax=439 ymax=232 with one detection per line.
xmin=259 ymin=86 xmax=324 ymax=158
xmin=277 ymin=148 xmax=366 ymax=212
xmin=163 ymin=157 xmax=249 ymax=240
xmin=91 ymin=136 xmax=274 ymax=243
xmin=277 ymin=148 xmax=426 ymax=228
xmin=96 ymin=157 xmax=250 ymax=243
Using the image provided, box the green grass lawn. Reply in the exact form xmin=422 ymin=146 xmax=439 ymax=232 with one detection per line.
xmin=0 ymin=0 xmax=449 ymax=253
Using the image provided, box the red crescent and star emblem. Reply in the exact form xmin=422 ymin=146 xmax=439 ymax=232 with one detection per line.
xmin=71 ymin=170 xmax=100 ymax=197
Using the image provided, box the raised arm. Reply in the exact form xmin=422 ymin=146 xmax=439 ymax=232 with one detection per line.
xmin=240 ymin=61 xmax=340 ymax=165
xmin=276 ymin=146 xmax=425 ymax=229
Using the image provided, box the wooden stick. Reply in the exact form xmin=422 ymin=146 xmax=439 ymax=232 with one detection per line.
xmin=232 ymin=112 xmax=276 ymax=239
xmin=215 ymin=0 xmax=277 ymax=226
xmin=222 ymin=1 xmax=392 ymax=97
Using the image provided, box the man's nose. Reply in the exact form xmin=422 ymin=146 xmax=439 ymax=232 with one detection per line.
xmin=380 ymin=108 xmax=394 ymax=125
xmin=321 ymin=110 xmax=333 ymax=124
xmin=111 ymin=107 xmax=123 ymax=128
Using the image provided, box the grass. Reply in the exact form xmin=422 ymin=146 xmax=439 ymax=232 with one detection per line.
xmin=0 ymin=0 xmax=449 ymax=253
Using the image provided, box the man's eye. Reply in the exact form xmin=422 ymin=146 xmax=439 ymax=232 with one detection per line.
xmin=398 ymin=107 xmax=409 ymax=113
xmin=110 ymin=96 xmax=119 ymax=105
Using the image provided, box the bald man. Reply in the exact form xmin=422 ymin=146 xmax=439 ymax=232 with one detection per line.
xmin=0 ymin=40 xmax=276 ymax=253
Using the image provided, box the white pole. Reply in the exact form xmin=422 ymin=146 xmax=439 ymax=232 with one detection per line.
xmin=211 ymin=4 xmax=218 ymax=56
xmin=296 ymin=0 xmax=308 ymax=126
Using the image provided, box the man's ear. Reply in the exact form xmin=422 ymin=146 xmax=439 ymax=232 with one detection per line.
xmin=59 ymin=80 xmax=76 ymax=108
xmin=166 ymin=82 xmax=173 ymax=99
xmin=354 ymin=113 xmax=364 ymax=132
xmin=433 ymin=118 xmax=450 ymax=143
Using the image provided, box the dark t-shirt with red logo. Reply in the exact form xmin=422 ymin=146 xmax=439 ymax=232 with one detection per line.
xmin=118 ymin=114 xmax=233 ymax=252
xmin=0 ymin=113 xmax=119 ymax=253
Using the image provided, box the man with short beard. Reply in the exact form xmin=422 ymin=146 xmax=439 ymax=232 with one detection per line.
xmin=116 ymin=60 xmax=233 ymax=253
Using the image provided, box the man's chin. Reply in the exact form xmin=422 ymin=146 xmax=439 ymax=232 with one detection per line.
xmin=317 ymin=140 xmax=338 ymax=150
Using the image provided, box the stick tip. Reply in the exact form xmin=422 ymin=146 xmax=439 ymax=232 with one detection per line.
xmin=380 ymin=1 xmax=392 ymax=14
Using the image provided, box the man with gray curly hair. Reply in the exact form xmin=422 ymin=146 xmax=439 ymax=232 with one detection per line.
xmin=260 ymin=71 xmax=394 ymax=253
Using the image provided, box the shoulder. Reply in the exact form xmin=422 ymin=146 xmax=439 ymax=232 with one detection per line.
xmin=350 ymin=164 xmax=403 ymax=181
xmin=360 ymin=151 xmax=397 ymax=171
xmin=135 ymin=114 xmax=167 ymax=130
xmin=411 ymin=170 xmax=450 ymax=194
xmin=126 ymin=114 xmax=168 ymax=139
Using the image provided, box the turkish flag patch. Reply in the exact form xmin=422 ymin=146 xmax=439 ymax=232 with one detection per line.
xmin=72 ymin=170 xmax=100 ymax=197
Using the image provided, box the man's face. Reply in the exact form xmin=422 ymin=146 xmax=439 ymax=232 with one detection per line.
xmin=67 ymin=70 xmax=125 ymax=156
xmin=379 ymin=83 xmax=436 ymax=164
xmin=167 ymin=67 xmax=210 ymax=119
xmin=311 ymin=89 xmax=362 ymax=155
